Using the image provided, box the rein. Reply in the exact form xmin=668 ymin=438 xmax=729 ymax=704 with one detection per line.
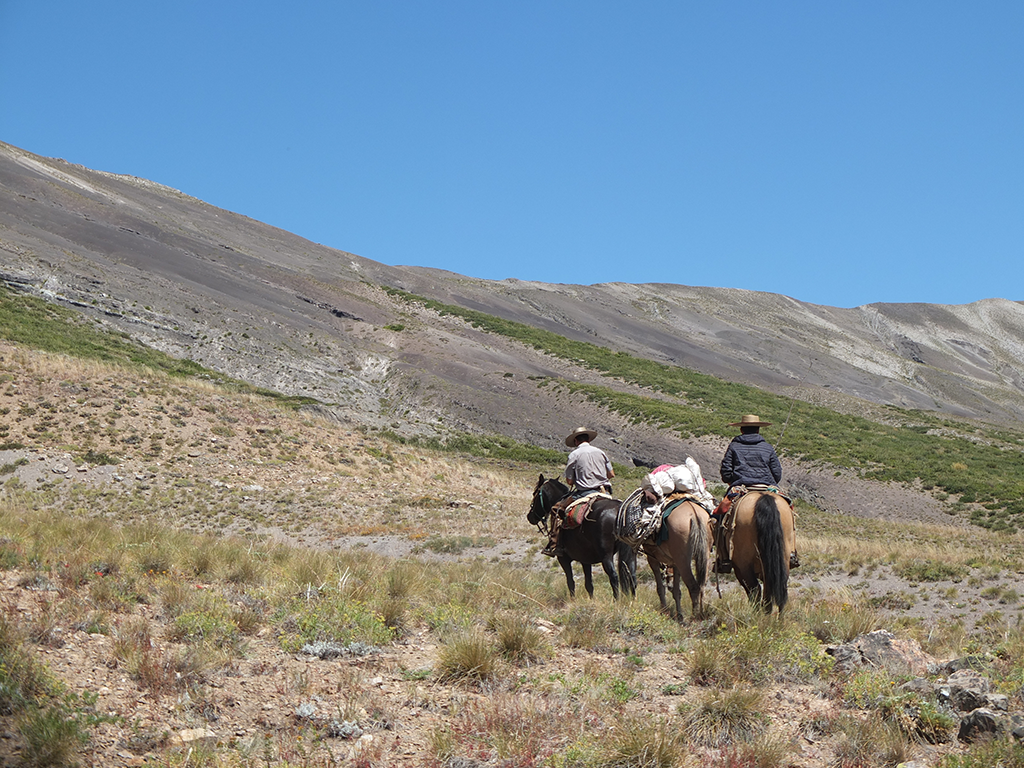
xmin=532 ymin=488 xmax=550 ymax=534
xmin=532 ymin=479 xmax=569 ymax=534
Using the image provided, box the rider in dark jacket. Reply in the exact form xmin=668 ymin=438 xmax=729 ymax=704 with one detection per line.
xmin=720 ymin=415 xmax=782 ymax=487
xmin=713 ymin=414 xmax=782 ymax=573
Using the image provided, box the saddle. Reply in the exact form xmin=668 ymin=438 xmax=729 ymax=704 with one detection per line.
xmin=553 ymin=492 xmax=612 ymax=529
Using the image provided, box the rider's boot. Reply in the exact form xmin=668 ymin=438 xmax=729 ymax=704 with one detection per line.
xmin=541 ymin=516 xmax=562 ymax=557
xmin=711 ymin=513 xmax=732 ymax=573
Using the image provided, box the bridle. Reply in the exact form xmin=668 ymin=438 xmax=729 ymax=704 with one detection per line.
xmin=530 ymin=483 xmax=552 ymax=533
xmin=530 ymin=479 xmax=566 ymax=533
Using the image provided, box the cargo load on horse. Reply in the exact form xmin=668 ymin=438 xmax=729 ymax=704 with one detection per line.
xmin=639 ymin=456 xmax=716 ymax=512
xmin=615 ymin=457 xmax=714 ymax=619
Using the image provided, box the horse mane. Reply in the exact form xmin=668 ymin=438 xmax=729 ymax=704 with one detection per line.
xmin=534 ymin=474 xmax=567 ymax=496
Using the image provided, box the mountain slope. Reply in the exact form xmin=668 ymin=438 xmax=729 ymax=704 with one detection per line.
xmin=2 ymin=139 xmax=1023 ymax=482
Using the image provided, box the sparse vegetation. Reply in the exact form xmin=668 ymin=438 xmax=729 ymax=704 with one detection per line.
xmin=0 ymin=299 xmax=1022 ymax=765
xmin=385 ymin=287 xmax=1024 ymax=529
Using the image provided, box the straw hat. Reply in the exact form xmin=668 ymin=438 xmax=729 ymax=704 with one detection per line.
xmin=564 ymin=426 xmax=598 ymax=447
xmin=728 ymin=414 xmax=772 ymax=428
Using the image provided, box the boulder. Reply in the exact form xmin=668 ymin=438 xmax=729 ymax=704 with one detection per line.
xmin=826 ymin=630 xmax=932 ymax=676
xmin=958 ymin=708 xmax=1004 ymax=743
xmin=941 ymin=669 xmax=990 ymax=712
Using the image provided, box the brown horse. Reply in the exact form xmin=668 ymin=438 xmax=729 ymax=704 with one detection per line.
xmin=640 ymin=498 xmax=711 ymax=619
xmin=725 ymin=491 xmax=796 ymax=614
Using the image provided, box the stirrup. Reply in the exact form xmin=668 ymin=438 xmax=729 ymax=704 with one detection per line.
xmin=541 ymin=542 xmax=558 ymax=557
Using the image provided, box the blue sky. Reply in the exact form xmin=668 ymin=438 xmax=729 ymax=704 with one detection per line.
xmin=2 ymin=2 xmax=1021 ymax=308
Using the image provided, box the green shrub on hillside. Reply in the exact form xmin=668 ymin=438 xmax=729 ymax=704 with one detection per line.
xmin=386 ymin=287 xmax=1024 ymax=529
xmin=0 ymin=287 xmax=318 ymax=409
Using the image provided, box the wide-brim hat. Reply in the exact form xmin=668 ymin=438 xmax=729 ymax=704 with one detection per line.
xmin=729 ymin=414 xmax=772 ymax=428
xmin=565 ymin=426 xmax=598 ymax=447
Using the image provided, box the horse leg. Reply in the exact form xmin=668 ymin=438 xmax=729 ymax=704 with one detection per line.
xmin=646 ymin=553 xmax=669 ymax=612
xmin=734 ymin=563 xmax=762 ymax=608
xmin=617 ymin=545 xmax=638 ymax=598
xmin=679 ymin=568 xmax=702 ymax=619
xmin=582 ymin=563 xmax=595 ymax=598
xmin=601 ymin=555 xmax=620 ymax=600
xmin=671 ymin=569 xmax=684 ymax=621
xmin=557 ymin=555 xmax=576 ymax=597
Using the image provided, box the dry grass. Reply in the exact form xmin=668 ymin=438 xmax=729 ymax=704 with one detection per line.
xmin=682 ymin=686 xmax=769 ymax=747
xmin=3 ymin=344 xmax=1024 ymax=766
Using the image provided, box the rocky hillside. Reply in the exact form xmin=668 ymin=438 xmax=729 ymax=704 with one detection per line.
xmin=2 ymin=139 xmax=1023 ymax=503
xmin=2 ymin=345 xmax=1024 ymax=768
xmin=3 ymin=138 xmax=1024 ymax=766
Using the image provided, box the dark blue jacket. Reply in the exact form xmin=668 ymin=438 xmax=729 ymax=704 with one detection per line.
xmin=720 ymin=433 xmax=782 ymax=487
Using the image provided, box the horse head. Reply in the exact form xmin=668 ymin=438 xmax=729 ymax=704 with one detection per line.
xmin=527 ymin=474 xmax=568 ymax=526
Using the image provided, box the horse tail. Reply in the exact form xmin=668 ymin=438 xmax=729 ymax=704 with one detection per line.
xmin=617 ymin=540 xmax=638 ymax=597
xmin=690 ymin=505 xmax=709 ymax=592
xmin=754 ymin=494 xmax=788 ymax=612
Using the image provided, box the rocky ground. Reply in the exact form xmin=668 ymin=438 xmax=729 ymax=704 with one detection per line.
xmin=2 ymin=344 xmax=1024 ymax=766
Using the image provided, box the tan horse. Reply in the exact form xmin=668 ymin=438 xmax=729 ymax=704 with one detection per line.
xmin=641 ymin=498 xmax=711 ymax=619
xmin=724 ymin=491 xmax=796 ymax=614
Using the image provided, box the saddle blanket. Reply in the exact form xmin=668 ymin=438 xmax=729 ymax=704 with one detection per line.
xmin=654 ymin=495 xmax=705 ymax=546
xmin=561 ymin=493 xmax=612 ymax=529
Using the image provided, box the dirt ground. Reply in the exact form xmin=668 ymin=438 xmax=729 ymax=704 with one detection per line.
xmin=1 ymin=346 xmax=1022 ymax=766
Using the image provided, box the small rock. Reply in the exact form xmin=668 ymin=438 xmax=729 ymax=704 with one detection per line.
xmin=170 ymin=728 xmax=217 ymax=748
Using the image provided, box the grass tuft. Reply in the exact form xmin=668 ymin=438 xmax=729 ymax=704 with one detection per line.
xmin=436 ymin=626 xmax=502 ymax=682
xmin=681 ymin=686 xmax=769 ymax=747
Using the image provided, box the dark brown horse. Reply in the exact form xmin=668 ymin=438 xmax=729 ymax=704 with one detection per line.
xmin=639 ymin=498 xmax=711 ymax=619
xmin=724 ymin=491 xmax=795 ymax=614
xmin=528 ymin=475 xmax=636 ymax=600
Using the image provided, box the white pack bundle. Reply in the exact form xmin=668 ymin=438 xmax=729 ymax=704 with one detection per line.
xmin=641 ymin=469 xmax=675 ymax=497
xmin=641 ymin=457 xmax=715 ymax=510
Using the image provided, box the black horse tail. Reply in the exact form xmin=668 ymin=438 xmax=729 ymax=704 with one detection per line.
xmin=754 ymin=494 xmax=788 ymax=612
xmin=616 ymin=541 xmax=638 ymax=597
xmin=690 ymin=507 xmax=709 ymax=593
